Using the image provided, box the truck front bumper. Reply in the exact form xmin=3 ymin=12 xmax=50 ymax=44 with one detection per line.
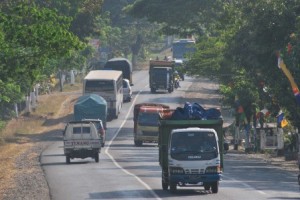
xmin=169 ymin=173 xmax=221 ymax=184
xmin=64 ymin=148 xmax=100 ymax=159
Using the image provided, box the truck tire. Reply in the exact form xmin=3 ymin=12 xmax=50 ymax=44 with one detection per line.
xmin=169 ymin=183 xmax=177 ymax=193
xmin=66 ymin=155 xmax=70 ymax=164
xmin=95 ymin=153 xmax=99 ymax=163
xmin=204 ymin=183 xmax=210 ymax=191
xmin=134 ymin=140 xmax=143 ymax=146
xmin=168 ymin=87 xmax=172 ymax=93
xmin=151 ymin=88 xmax=156 ymax=93
xmin=211 ymin=181 xmax=219 ymax=193
xmin=162 ymin=181 xmax=168 ymax=190
xmin=162 ymin=173 xmax=168 ymax=190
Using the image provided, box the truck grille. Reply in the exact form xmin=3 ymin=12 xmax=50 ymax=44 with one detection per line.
xmin=185 ymin=169 xmax=205 ymax=174
xmin=142 ymin=131 xmax=158 ymax=137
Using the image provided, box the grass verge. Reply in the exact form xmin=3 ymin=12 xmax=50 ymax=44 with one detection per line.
xmin=0 ymin=83 xmax=81 ymax=199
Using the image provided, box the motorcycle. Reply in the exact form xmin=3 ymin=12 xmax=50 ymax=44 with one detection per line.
xmin=174 ymin=78 xmax=180 ymax=89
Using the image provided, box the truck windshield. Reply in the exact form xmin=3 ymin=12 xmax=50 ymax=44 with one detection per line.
xmin=138 ymin=112 xmax=159 ymax=126
xmin=170 ymin=131 xmax=218 ymax=161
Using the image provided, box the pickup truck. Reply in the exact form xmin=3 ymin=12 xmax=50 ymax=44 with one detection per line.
xmin=63 ymin=121 xmax=102 ymax=164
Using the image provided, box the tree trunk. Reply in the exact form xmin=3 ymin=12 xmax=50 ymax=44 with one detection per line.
xmin=131 ymin=34 xmax=143 ymax=68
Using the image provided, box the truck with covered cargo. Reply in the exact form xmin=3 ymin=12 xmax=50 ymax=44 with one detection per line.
xmin=133 ymin=103 xmax=169 ymax=146
xmin=149 ymin=60 xmax=175 ymax=93
xmin=158 ymin=103 xmax=224 ymax=193
xmin=74 ymin=94 xmax=107 ymax=147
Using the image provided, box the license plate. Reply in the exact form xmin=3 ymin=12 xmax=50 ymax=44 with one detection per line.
xmin=188 ymin=175 xmax=202 ymax=180
xmin=73 ymin=141 xmax=90 ymax=145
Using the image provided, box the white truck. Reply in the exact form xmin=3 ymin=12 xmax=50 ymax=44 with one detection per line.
xmin=63 ymin=121 xmax=102 ymax=164
xmin=159 ymin=117 xmax=223 ymax=193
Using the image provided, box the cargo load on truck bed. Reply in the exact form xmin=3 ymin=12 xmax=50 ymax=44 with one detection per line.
xmin=158 ymin=102 xmax=223 ymax=194
xmin=74 ymin=94 xmax=107 ymax=128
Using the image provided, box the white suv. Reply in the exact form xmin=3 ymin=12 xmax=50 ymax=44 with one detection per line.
xmin=123 ymin=79 xmax=132 ymax=102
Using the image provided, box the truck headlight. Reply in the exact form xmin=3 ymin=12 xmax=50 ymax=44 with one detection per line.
xmin=170 ymin=167 xmax=184 ymax=174
xmin=205 ymin=166 xmax=221 ymax=174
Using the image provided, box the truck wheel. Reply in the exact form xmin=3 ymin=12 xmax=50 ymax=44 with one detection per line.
xmin=168 ymin=88 xmax=172 ymax=93
xmin=162 ymin=173 xmax=168 ymax=190
xmin=169 ymin=183 xmax=177 ymax=193
xmin=211 ymin=181 xmax=219 ymax=193
xmin=204 ymin=183 xmax=210 ymax=191
xmin=95 ymin=153 xmax=99 ymax=163
xmin=162 ymin=181 xmax=168 ymax=190
xmin=134 ymin=140 xmax=143 ymax=146
xmin=66 ymin=156 xmax=70 ymax=164
xmin=151 ymin=88 xmax=156 ymax=93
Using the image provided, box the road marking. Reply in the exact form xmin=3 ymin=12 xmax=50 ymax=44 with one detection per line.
xmin=105 ymin=84 xmax=162 ymax=200
xmin=222 ymin=175 xmax=267 ymax=195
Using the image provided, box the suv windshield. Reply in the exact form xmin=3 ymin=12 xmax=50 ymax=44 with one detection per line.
xmin=170 ymin=131 xmax=218 ymax=161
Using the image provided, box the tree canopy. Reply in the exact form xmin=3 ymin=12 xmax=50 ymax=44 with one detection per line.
xmin=129 ymin=0 xmax=300 ymax=129
xmin=0 ymin=2 xmax=85 ymax=117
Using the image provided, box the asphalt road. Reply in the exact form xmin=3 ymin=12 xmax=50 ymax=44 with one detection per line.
xmin=41 ymin=70 xmax=300 ymax=200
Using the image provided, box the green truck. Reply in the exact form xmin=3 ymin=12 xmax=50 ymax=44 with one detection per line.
xmin=158 ymin=117 xmax=224 ymax=193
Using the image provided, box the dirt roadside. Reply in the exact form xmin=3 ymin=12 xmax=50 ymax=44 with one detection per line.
xmin=0 ymin=76 xmax=299 ymax=200
xmin=0 ymin=92 xmax=80 ymax=200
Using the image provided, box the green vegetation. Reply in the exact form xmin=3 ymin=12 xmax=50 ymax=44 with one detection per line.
xmin=0 ymin=0 xmax=163 ymax=126
xmin=128 ymin=0 xmax=300 ymax=130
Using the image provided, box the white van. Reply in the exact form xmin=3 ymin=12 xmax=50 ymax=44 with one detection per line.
xmin=123 ymin=79 xmax=132 ymax=102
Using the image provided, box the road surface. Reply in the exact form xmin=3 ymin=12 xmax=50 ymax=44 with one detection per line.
xmin=41 ymin=70 xmax=300 ymax=200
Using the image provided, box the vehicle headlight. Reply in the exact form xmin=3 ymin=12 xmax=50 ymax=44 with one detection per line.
xmin=205 ymin=166 xmax=221 ymax=174
xmin=170 ymin=167 xmax=185 ymax=174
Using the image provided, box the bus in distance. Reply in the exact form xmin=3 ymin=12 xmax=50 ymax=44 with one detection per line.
xmin=83 ymin=70 xmax=123 ymax=119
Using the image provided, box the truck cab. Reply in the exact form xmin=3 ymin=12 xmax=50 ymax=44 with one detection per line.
xmin=167 ymin=128 xmax=221 ymax=193
xmin=133 ymin=103 xmax=169 ymax=146
xmin=158 ymin=116 xmax=223 ymax=194
xmin=63 ymin=121 xmax=102 ymax=164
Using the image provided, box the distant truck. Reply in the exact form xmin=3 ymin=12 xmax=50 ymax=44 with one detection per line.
xmin=133 ymin=103 xmax=170 ymax=146
xmin=104 ymin=57 xmax=133 ymax=85
xmin=149 ymin=60 xmax=175 ymax=93
xmin=172 ymin=39 xmax=196 ymax=61
xmin=63 ymin=121 xmax=102 ymax=163
xmin=158 ymin=113 xmax=224 ymax=193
